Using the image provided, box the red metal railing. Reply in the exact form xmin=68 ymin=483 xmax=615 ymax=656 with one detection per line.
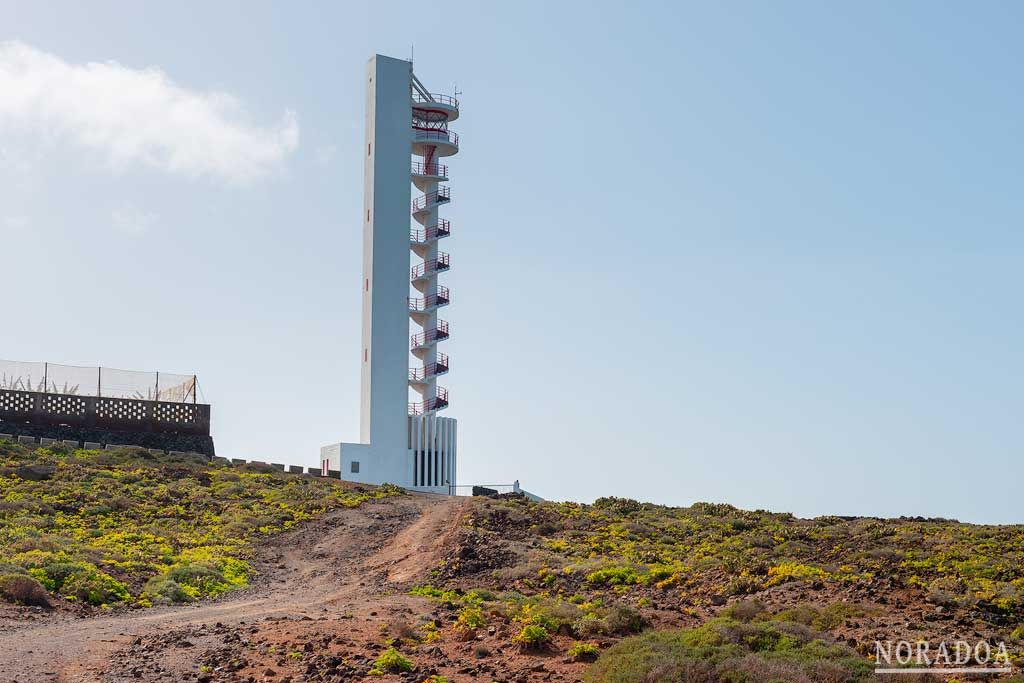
xmin=411 ymin=161 xmax=447 ymax=177
xmin=413 ymin=128 xmax=459 ymax=147
xmin=435 ymin=353 xmax=450 ymax=374
xmin=411 ymin=321 xmax=450 ymax=349
xmin=414 ymin=119 xmax=450 ymax=132
xmin=408 ymin=287 xmax=450 ymax=311
xmin=412 ymin=187 xmax=451 ymax=212
xmin=412 ymin=92 xmax=459 ymax=108
xmin=408 ymin=387 xmax=450 ymax=415
xmin=408 ymin=355 xmax=450 ymax=381
xmin=411 ymin=253 xmax=450 ymax=280
xmin=410 ymin=220 xmax=451 ymax=243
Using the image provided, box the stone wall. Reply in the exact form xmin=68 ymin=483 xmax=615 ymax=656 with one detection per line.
xmin=0 ymin=420 xmax=216 ymax=456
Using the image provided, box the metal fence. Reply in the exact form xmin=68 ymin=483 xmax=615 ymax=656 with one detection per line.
xmin=0 ymin=360 xmax=197 ymax=404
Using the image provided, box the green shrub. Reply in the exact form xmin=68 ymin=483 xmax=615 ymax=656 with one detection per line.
xmin=515 ymin=598 xmax=583 ymax=635
xmin=770 ymin=603 xmax=821 ymax=627
xmin=691 ymin=501 xmax=739 ymax=516
xmin=809 ymin=602 xmax=872 ymax=630
xmin=603 ymin=605 xmax=647 ymax=635
xmin=587 ymin=565 xmax=640 ymax=586
xmin=722 ymin=599 xmax=766 ymax=622
xmin=456 ymin=605 xmax=487 ymax=631
xmin=376 ymin=483 xmax=407 ymax=497
xmin=463 ymin=587 xmax=497 ymax=603
xmin=593 ymin=497 xmax=643 ymax=515
xmin=9 ymin=549 xmax=58 ymax=570
xmin=513 ymin=624 xmax=551 ymax=651
xmin=61 ymin=569 xmax=130 ymax=606
xmin=143 ymin=576 xmax=191 ymax=604
xmin=368 ymin=647 xmax=414 ymax=674
xmin=0 ymin=573 xmax=50 ymax=606
xmin=768 ymin=602 xmax=872 ymax=632
xmin=724 ymin=574 xmax=764 ymax=595
xmin=410 ymin=584 xmax=461 ymax=603
xmin=36 ymin=561 xmax=90 ymax=592
xmin=766 ymin=562 xmax=829 ymax=585
xmin=583 ymin=618 xmax=875 ymax=683
xmin=10 ymin=536 xmax=60 ymax=553
xmin=574 ymin=613 xmax=606 ymax=637
xmin=568 ymin=641 xmax=600 ymax=662
xmin=165 ymin=564 xmax=230 ymax=597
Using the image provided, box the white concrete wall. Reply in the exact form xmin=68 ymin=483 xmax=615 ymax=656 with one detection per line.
xmin=351 ymin=54 xmax=416 ymax=486
xmin=361 ymin=55 xmax=413 ymax=459
xmin=336 ymin=442 xmax=383 ymax=484
xmin=320 ymin=443 xmax=341 ymax=472
xmin=323 ymin=442 xmax=411 ymax=487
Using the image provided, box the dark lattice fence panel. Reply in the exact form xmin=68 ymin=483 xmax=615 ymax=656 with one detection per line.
xmin=153 ymin=402 xmax=198 ymax=426
xmin=42 ymin=394 xmax=87 ymax=418
xmin=0 ymin=390 xmax=34 ymax=413
xmin=97 ymin=398 xmax=149 ymax=422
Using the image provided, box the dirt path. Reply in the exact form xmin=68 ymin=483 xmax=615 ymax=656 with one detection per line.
xmin=0 ymin=493 xmax=468 ymax=683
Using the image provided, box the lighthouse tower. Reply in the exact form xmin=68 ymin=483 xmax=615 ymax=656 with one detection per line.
xmin=320 ymin=54 xmax=459 ymax=494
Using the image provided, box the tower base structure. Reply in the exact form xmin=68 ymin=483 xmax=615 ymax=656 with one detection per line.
xmin=320 ymin=414 xmax=456 ymax=494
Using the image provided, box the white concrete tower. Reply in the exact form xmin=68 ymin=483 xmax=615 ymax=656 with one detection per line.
xmin=320 ymin=54 xmax=459 ymax=494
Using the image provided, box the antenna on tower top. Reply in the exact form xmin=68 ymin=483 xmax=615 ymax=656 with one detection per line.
xmin=409 ymin=45 xmax=414 ymax=64
xmin=454 ymin=82 xmax=463 ymax=98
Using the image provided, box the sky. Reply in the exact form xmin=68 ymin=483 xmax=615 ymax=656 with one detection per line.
xmin=1 ymin=1 xmax=1022 ymax=523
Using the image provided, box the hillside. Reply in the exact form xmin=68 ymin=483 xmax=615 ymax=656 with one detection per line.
xmin=422 ymin=496 xmax=1024 ymax=681
xmin=0 ymin=440 xmax=400 ymax=610
xmin=1 ymin=441 xmax=1023 ymax=682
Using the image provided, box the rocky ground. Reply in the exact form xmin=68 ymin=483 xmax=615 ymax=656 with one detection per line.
xmin=0 ymin=494 xmax=601 ymax=683
xmin=3 ymin=492 xmax=1022 ymax=682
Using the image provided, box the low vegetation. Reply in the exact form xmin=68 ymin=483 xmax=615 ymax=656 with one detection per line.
xmin=415 ymin=494 xmax=1024 ymax=679
xmin=0 ymin=440 xmax=401 ymax=608
xmin=0 ymin=572 xmax=50 ymax=606
xmin=6 ymin=437 xmax=1024 ymax=680
xmin=513 ymin=623 xmax=552 ymax=651
xmin=567 ymin=640 xmax=600 ymax=662
xmin=584 ymin=616 xmax=876 ymax=683
xmin=452 ymin=495 xmax=1024 ymax=624
xmin=368 ymin=646 xmax=415 ymax=674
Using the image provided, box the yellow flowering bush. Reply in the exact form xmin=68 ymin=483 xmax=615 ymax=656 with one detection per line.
xmin=0 ymin=440 xmax=401 ymax=607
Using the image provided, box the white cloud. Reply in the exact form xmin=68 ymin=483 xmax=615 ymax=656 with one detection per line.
xmin=0 ymin=41 xmax=299 ymax=184
xmin=112 ymin=205 xmax=157 ymax=235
